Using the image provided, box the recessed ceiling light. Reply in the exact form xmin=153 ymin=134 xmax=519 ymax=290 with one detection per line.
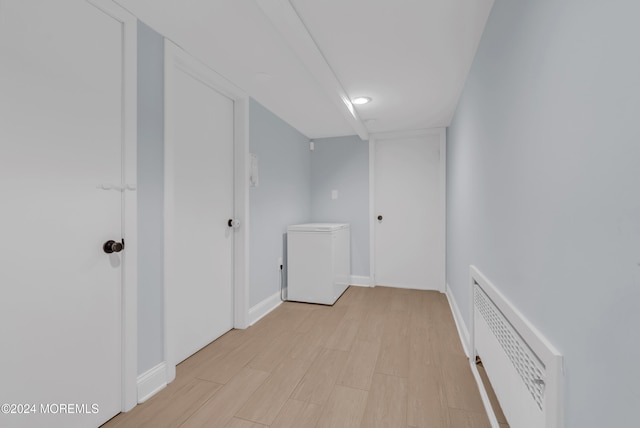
xmin=352 ymin=97 xmax=372 ymax=105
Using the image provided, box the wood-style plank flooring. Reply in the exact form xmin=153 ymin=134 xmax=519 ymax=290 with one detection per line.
xmin=103 ymin=286 xmax=498 ymax=428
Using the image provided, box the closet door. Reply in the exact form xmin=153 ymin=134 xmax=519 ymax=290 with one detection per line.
xmin=0 ymin=0 xmax=131 ymax=426
xmin=164 ymin=42 xmax=235 ymax=368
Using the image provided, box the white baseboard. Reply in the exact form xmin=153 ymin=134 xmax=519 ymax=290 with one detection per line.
xmin=445 ymin=283 xmax=500 ymax=427
xmin=374 ymin=282 xmax=440 ymax=291
xmin=445 ymin=282 xmax=471 ymax=357
xmin=137 ymin=362 xmax=167 ymax=403
xmin=350 ymin=275 xmax=372 ymax=287
xmin=469 ymin=359 xmax=502 ymax=428
xmin=249 ymin=291 xmax=282 ymax=326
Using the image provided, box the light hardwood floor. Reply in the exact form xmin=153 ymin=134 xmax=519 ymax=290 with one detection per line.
xmin=103 ymin=286 xmax=499 ymax=428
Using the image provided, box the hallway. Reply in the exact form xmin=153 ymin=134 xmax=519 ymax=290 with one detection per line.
xmin=103 ymin=286 xmax=506 ymax=427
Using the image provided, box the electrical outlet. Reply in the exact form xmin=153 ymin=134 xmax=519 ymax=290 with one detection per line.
xmin=278 ymin=257 xmax=283 ymax=267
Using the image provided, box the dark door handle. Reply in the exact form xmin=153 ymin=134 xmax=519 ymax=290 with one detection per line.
xmin=377 ymin=215 xmax=383 ymax=221
xmin=228 ymin=219 xmax=233 ymax=227
xmin=103 ymin=239 xmax=124 ymax=254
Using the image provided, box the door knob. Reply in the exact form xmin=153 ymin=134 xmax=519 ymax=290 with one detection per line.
xmin=377 ymin=215 xmax=383 ymax=221
xmin=103 ymin=239 xmax=124 ymax=254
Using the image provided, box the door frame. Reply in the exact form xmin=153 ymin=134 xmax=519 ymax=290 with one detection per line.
xmin=368 ymin=128 xmax=447 ymax=291
xmin=87 ymin=0 xmax=138 ymax=412
xmin=163 ymin=40 xmax=249 ymax=383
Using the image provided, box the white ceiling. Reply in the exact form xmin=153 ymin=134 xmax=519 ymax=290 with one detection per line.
xmin=116 ymin=0 xmax=494 ymax=139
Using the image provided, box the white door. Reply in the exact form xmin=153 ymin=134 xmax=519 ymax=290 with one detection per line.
xmin=373 ymin=131 xmax=445 ymax=290
xmin=0 ymin=1 xmax=127 ymax=427
xmin=165 ymin=43 xmax=235 ymax=368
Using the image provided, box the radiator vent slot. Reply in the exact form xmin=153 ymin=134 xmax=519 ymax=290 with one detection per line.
xmin=474 ymin=284 xmax=545 ymax=409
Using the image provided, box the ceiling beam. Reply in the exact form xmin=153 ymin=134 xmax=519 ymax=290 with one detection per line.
xmin=255 ymin=0 xmax=369 ymax=140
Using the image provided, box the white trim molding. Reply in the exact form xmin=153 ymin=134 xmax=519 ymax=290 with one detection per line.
xmin=350 ymin=275 xmax=372 ymax=287
xmin=444 ymin=283 xmax=470 ymax=357
xmin=137 ymin=362 xmax=167 ymax=404
xmin=368 ymin=136 xmax=376 ymax=287
xmin=163 ymin=40 xmax=250 ymax=383
xmin=249 ymin=292 xmax=283 ymax=326
xmin=88 ymin=0 xmax=138 ymax=412
xmin=470 ymin=364 xmax=502 ymax=428
xmin=445 ymin=282 xmax=499 ymax=428
xmin=233 ymin=91 xmax=251 ymax=330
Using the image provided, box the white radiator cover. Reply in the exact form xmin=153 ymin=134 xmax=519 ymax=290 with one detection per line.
xmin=470 ymin=266 xmax=563 ymax=428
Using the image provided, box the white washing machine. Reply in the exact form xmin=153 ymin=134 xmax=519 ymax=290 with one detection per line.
xmin=287 ymin=223 xmax=350 ymax=305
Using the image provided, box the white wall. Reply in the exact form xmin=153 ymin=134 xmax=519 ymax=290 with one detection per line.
xmin=310 ymin=135 xmax=369 ymax=277
xmin=137 ymin=20 xmax=165 ymax=375
xmin=249 ymin=99 xmax=311 ymax=307
xmin=446 ymin=1 xmax=640 ymax=427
